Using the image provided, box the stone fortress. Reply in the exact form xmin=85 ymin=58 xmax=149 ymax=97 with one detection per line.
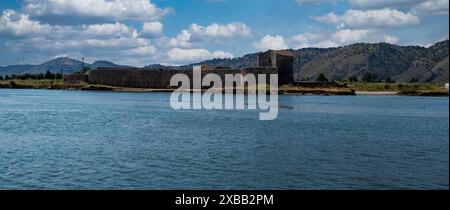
xmin=71 ymin=50 xmax=295 ymax=88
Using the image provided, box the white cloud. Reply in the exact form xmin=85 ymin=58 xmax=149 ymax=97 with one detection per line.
xmin=413 ymin=0 xmax=449 ymax=16
xmin=253 ymin=35 xmax=288 ymax=51
xmin=1 ymin=10 xmax=138 ymax=39
xmin=296 ymin=0 xmax=336 ymax=5
xmin=128 ymin=45 xmax=157 ymax=56
xmin=330 ymin=29 xmax=398 ymax=44
xmin=1 ymin=9 xmax=158 ymax=67
xmin=291 ymin=32 xmax=326 ymax=48
xmin=169 ymin=30 xmax=193 ymax=48
xmin=1 ymin=8 xmax=244 ymax=66
xmin=299 ymin=0 xmax=449 ymax=16
xmin=348 ymin=0 xmax=423 ymax=8
xmin=383 ymin=35 xmax=400 ymax=44
xmin=189 ymin=22 xmax=251 ymax=38
xmin=141 ymin=21 xmax=164 ymax=37
xmin=166 ymin=48 xmax=234 ymax=62
xmin=0 ymin=9 xmax=52 ymax=37
xmin=168 ymin=22 xmax=251 ymax=48
xmin=291 ymin=29 xmax=399 ymax=49
xmin=297 ymin=0 xmax=431 ymax=9
xmin=82 ymin=22 xmax=137 ymax=38
xmin=23 ymin=0 xmax=171 ymax=22
xmin=315 ymin=8 xmax=420 ymax=28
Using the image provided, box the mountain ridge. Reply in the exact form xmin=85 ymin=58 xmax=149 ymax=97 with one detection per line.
xmin=185 ymin=40 xmax=449 ymax=83
xmin=1 ymin=40 xmax=448 ymax=83
xmin=0 ymin=57 xmax=131 ymax=76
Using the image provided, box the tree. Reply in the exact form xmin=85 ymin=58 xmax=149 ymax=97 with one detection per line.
xmin=45 ymin=71 xmax=55 ymax=79
xmin=79 ymin=66 xmax=91 ymax=74
xmin=315 ymin=73 xmax=329 ymax=82
xmin=5 ymin=75 xmax=10 ymax=80
xmin=362 ymin=73 xmax=377 ymax=83
xmin=385 ymin=77 xmax=394 ymax=83
xmin=55 ymin=73 xmax=63 ymax=79
xmin=0 ymin=75 xmax=3 ymax=81
xmin=409 ymin=78 xmax=418 ymax=83
xmin=348 ymin=75 xmax=359 ymax=83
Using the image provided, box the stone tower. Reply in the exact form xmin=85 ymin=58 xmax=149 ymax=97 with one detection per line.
xmin=257 ymin=50 xmax=294 ymax=85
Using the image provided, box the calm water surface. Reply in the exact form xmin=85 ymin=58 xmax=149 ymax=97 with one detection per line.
xmin=0 ymin=89 xmax=448 ymax=189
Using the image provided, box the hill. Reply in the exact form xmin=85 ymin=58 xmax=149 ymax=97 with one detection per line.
xmin=185 ymin=40 xmax=449 ymax=83
xmin=0 ymin=57 xmax=130 ymax=76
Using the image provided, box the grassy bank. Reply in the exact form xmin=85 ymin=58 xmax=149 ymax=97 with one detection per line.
xmin=347 ymin=82 xmax=448 ymax=96
xmin=280 ymin=85 xmax=355 ymax=95
xmin=1 ymin=79 xmax=447 ymax=96
xmin=0 ymin=79 xmax=88 ymax=89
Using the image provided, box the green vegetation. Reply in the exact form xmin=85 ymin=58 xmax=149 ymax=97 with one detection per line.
xmin=348 ymin=75 xmax=359 ymax=83
xmin=0 ymin=71 xmax=62 ymax=81
xmin=280 ymin=84 xmax=355 ymax=95
xmin=75 ymin=66 xmax=91 ymax=74
xmin=348 ymin=82 xmax=444 ymax=91
xmin=347 ymin=82 xmax=448 ymax=96
xmin=0 ymin=79 xmax=87 ymax=89
xmin=1 ymin=70 xmax=447 ymax=96
xmin=362 ymin=73 xmax=378 ymax=83
xmin=0 ymin=70 xmax=86 ymax=89
xmin=315 ymin=73 xmax=329 ymax=82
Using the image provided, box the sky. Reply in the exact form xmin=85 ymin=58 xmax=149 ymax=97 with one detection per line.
xmin=0 ymin=0 xmax=448 ymax=67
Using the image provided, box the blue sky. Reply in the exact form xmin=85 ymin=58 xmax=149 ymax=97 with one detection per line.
xmin=0 ymin=0 xmax=448 ymax=67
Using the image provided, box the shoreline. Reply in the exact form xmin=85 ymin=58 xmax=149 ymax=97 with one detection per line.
xmin=1 ymin=80 xmax=448 ymax=97
xmin=355 ymin=91 xmax=399 ymax=96
xmin=1 ymin=84 xmax=448 ymax=97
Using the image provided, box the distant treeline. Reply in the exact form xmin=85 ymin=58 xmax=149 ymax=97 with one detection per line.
xmin=0 ymin=71 xmax=63 ymax=81
xmin=314 ymin=73 xmax=413 ymax=83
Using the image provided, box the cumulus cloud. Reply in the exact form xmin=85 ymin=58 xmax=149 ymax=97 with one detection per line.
xmin=0 ymin=9 xmax=159 ymax=66
xmin=315 ymin=8 xmax=420 ymax=28
xmin=296 ymin=0 xmax=338 ymax=5
xmin=330 ymin=29 xmax=398 ymax=45
xmin=297 ymin=0 xmax=443 ymax=11
xmin=291 ymin=32 xmax=327 ymax=48
xmin=23 ymin=0 xmax=171 ymax=23
xmin=413 ymin=0 xmax=449 ymax=16
xmin=82 ymin=22 xmax=137 ymax=38
xmin=0 ymin=9 xmax=52 ymax=37
xmin=166 ymin=48 xmax=234 ymax=62
xmin=348 ymin=0 xmax=423 ymax=8
xmin=253 ymin=35 xmax=288 ymax=51
xmin=298 ymin=0 xmax=448 ymax=17
xmin=1 ymin=10 xmax=139 ymax=39
xmin=169 ymin=22 xmax=251 ymax=48
xmin=291 ymin=29 xmax=399 ymax=49
xmin=189 ymin=22 xmax=251 ymax=38
xmin=1 ymin=6 xmax=249 ymax=66
xmin=169 ymin=30 xmax=193 ymax=48
xmin=141 ymin=21 xmax=164 ymax=37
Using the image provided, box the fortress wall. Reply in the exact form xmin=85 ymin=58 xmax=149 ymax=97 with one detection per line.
xmin=89 ymin=68 xmax=162 ymax=88
xmin=63 ymin=74 xmax=88 ymax=84
xmin=88 ymin=67 xmax=278 ymax=89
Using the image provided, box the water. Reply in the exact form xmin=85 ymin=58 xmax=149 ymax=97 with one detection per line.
xmin=0 ymin=89 xmax=448 ymax=189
